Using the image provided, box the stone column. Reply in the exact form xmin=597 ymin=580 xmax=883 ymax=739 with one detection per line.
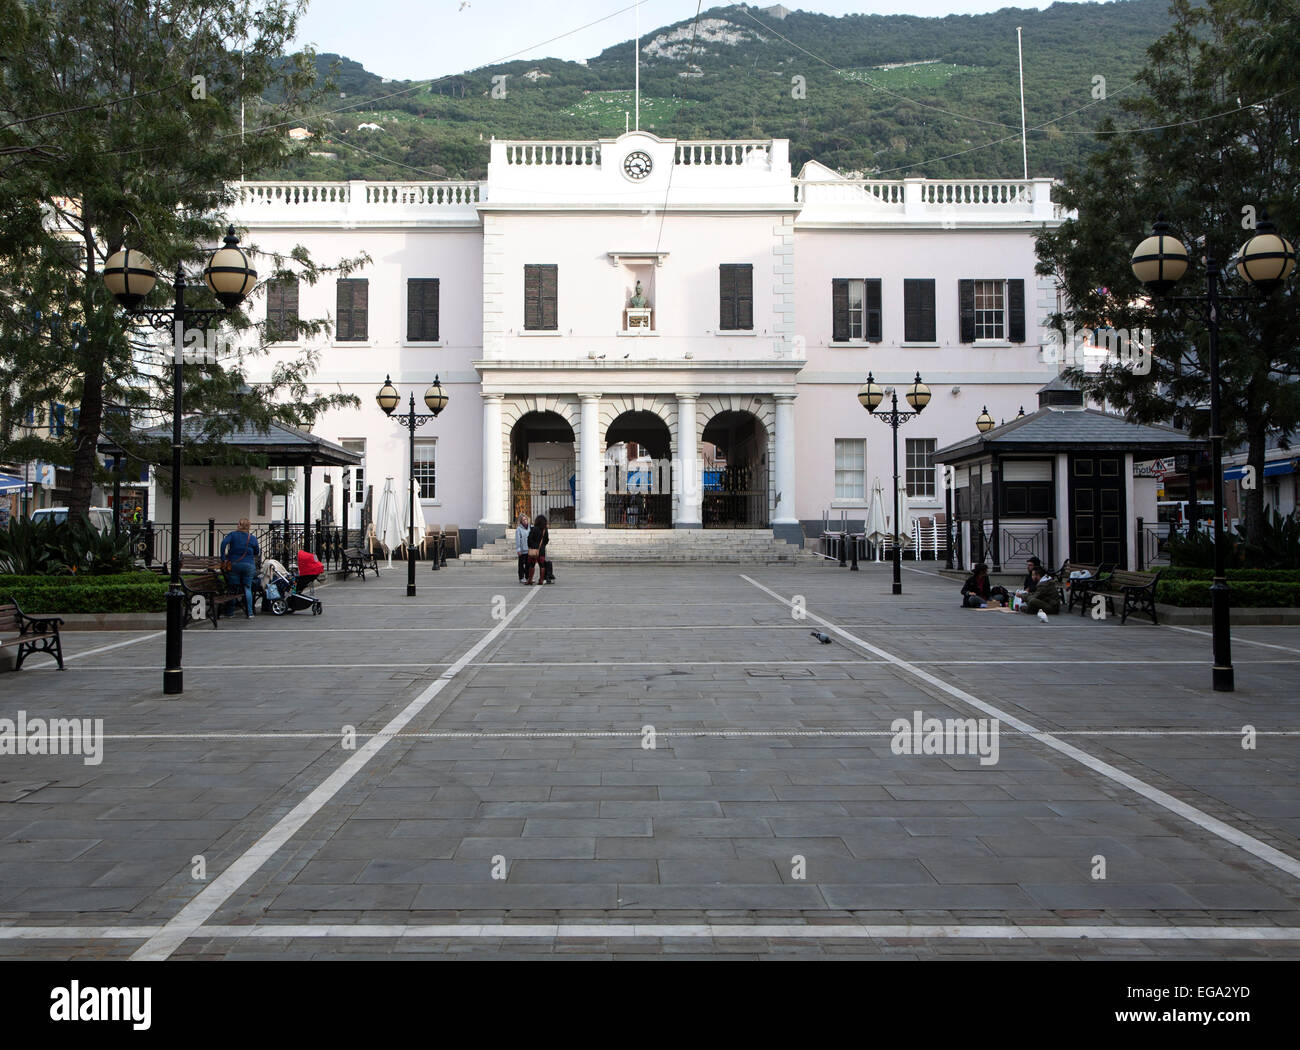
xmin=578 ymin=393 xmax=604 ymax=528
xmin=771 ymin=393 xmax=800 ymax=545
xmin=479 ymin=394 xmax=506 ymax=539
xmin=674 ymin=393 xmax=701 ymax=528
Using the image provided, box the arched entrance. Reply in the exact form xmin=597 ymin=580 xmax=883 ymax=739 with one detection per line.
xmin=605 ymin=410 xmax=672 ymax=528
xmin=702 ymin=410 xmax=769 ymax=528
xmin=510 ymin=411 xmax=576 ymax=528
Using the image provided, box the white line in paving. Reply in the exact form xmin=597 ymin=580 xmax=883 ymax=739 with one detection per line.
xmin=62 ymin=632 xmax=163 ymax=662
xmin=129 ymin=586 xmax=542 ymax=962
xmin=3 ymin=923 xmax=1300 ymax=943
xmin=85 ymin=729 xmax=1300 ymax=741
xmin=741 ymin=575 xmax=1300 ymax=883
xmin=1163 ymin=625 xmax=1300 ymax=655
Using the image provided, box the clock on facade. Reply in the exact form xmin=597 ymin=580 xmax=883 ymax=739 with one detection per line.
xmin=623 ymin=150 xmax=653 ymax=181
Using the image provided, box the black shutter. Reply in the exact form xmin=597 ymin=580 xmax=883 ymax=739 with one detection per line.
xmin=268 ymin=279 xmax=298 ymax=341
xmin=1007 ymin=278 xmax=1025 ymax=342
xmin=408 ymin=279 xmax=440 ymax=341
xmin=540 ymin=265 xmax=558 ymax=330
xmin=904 ymin=279 xmax=935 ymax=342
xmin=524 ymin=265 xmax=556 ymax=330
xmin=831 ymin=279 xmax=849 ymax=342
xmin=336 ymin=280 xmax=352 ymax=341
xmin=353 ymin=279 xmax=368 ymax=341
xmin=865 ymin=278 xmax=882 ymax=342
xmin=524 ymin=265 xmax=541 ymax=330
xmin=719 ymin=264 xmax=736 ymax=330
xmin=959 ymin=279 xmax=976 ymax=343
xmin=736 ymin=265 xmax=753 ymax=330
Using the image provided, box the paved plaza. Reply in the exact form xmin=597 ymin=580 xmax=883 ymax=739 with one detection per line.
xmin=1 ymin=562 xmax=1299 ymax=959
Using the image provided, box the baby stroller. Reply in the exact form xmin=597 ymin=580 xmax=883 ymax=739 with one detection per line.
xmin=264 ymin=550 xmax=324 ymax=616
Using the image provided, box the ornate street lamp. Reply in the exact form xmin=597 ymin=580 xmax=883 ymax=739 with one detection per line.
xmin=1130 ymin=212 xmax=1295 ymax=692
xmin=975 ymin=407 xmax=996 ymax=434
xmin=861 ymin=370 xmax=929 ymax=595
xmin=103 ymin=226 xmax=256 ymax=696
xmin=377 ymin=375 xmax=449 ymax=596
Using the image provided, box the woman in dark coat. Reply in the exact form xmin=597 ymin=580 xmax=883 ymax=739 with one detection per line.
xmin=525 ymin=514 xmax=550 ymax=585
xmin=961 ymin=563 xmax=1009 ymax=608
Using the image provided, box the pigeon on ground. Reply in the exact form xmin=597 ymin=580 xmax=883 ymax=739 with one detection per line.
xmin=1037 ymin=610 xmax=1049 ymax=623
xmin=811 ymin=631 xmax=831 ymax=644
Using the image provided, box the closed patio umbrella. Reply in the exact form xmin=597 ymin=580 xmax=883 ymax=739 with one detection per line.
xmin=374 ymin=477 xmax=404 ymax=567
xmin=864 ymin=476 xmax=887 ymax=562
xmin=895 ymin=473 xmax=914 ymax=557
xmin=401 ymin=476 xmax=427 ymax=557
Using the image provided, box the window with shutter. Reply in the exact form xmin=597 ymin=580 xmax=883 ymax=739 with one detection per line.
xmin=407 ymin=279 xmax=440 ymax=341
xmin=266 ymin=278 xmax=299 ymax=342
xmin=903 ymin=279 xmax=936 ymax=342
xmin=719 ymin=264 xmax=753 ymax=330
xmin=524 ymin=265 xmax=557 ymax=330
xmin=959 ymin=279 xmax=976 ymax=343
xmin=336 ymin=279 xmax=368 ymax=341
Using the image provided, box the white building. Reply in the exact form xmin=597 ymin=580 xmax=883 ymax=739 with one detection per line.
xmin=228 ymin=132 xmax=1066 ymax=552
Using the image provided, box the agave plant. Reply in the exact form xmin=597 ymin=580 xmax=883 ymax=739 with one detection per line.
xmin=65 ymin=515 xmax=136 ymax=574
xmin=0 ymin=516 xmax=66 ymax=575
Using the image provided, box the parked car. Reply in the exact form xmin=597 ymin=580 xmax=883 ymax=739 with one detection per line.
xmin=30 ymin=506 xmax=115 ymax=531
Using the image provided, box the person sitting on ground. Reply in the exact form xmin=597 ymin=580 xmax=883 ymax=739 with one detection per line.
xmin=961 ymin=562 xmax=1010 ymax=608
xmin=1021 ymin=565 xmax=1061 ymax=616
xmin=1020 ymin=556 xmax=1045 ymax=594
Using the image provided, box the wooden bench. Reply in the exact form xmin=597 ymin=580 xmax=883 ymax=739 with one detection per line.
xmin=0 ymin=598 xmax=65 ymax=671
xmin=1065 ymin=563 xmax=1116 ymax=615
xmin=341 ymin=546 xmax=379 ymax=580
xmin=1113 ymin=568 xmax=1162 ymax=625
xmin=178 ymin=556 xmax=249 ymax=628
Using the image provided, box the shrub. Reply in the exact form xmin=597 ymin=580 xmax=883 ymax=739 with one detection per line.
xmin=1169 ymin=508 xmax=1300 ymax=570
xmin=1157 ymin=580 xmax=1300 ymax=608
xmin=0 ymin=514 xmax=136 ymax=575
xmin=1158 ymin=568 xmax=1300 ymax=583
xmin=0 ymin=572 xmax=167 ymax=614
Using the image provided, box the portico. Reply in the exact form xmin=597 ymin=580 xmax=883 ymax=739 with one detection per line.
xmin=475 ymin=363 xmax=802 ymax=544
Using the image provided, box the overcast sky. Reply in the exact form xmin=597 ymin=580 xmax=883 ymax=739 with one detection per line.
xmin=293 ymin=0 xmax=1074 ymax=82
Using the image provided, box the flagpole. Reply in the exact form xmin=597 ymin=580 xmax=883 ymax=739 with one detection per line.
xmin=1017 ymin=26 xmax=1028 ymax=179
xmin=635 ymin=1 xmax=640 ymax=131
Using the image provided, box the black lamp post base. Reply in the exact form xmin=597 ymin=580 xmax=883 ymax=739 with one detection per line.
xmin=891 ymin=582 xmax=902 ymax=595
xmin=407 ymin=584 xmax=417 ymax=597
xmin=1212 ymin=666 xmax=1235 ymax=692
xmin=163 ymin=668 xmax=183 ymax=695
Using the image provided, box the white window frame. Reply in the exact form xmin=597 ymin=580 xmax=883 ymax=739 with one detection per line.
xmin=413 ymin=438 xmax=437 ymax=501
xmin=834 ymin=438 xmax=866 ymax=502
xmin=906 ymin=438 xmax=937 ymax=499
xmin=340 ymin=439 xmax=366 ymax=504
xmin=974 ymin=279 xmax=1006 ymax=341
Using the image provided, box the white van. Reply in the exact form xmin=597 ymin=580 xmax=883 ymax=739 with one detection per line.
xmin=30 ymin=507 xmax=115 ymax=531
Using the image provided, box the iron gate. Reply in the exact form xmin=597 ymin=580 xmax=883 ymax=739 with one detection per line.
xmin=606 ymin=459 xmax=672 ymax=528
xmin=511 ymin=458 xmax=576 ymax=528
xmin=702 ymin=458 xmax=768 ymax=528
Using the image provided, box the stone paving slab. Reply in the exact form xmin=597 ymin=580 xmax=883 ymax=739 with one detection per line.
xmin=1 ymin=564 xmax=1298 ymax=959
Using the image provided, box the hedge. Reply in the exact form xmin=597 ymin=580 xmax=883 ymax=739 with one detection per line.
xmin=1157 ymin=580 xmax=1300 ymax=608
xmin=1159 ymin=568 xmax=1300 ymax=583
xmin=0 ymin=572 xmax=168 ymax=614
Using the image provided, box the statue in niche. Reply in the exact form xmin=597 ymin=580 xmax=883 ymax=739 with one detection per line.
xmin=629 ymin=280 xmax=650 ymax=308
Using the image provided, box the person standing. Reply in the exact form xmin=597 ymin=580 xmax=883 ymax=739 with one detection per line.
xmin=515 ymin=513 xmax=531 ymax=584
xmin=220 ymin=518 xmax=261 ymax=618
xmin=526 ymin=513 xmax=549 ymax=585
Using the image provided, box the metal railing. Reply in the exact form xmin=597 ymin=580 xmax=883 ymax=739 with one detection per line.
xmin=129 ymin=520 xmax=349 ymax=571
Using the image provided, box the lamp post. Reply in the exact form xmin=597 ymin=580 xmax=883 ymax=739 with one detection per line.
xmin=103 ymin=227 xmax=256 ymax=696
xmin=860 ymin=371 xmax=931 ymax=595
xmin=1130 ymin=213 xmax=1296 ymax=692
xmin=377 ymin=375 xmax=448 ymax=597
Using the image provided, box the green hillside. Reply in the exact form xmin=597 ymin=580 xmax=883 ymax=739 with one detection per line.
xmin=267 ymin=0 xmax=1174 ymax=182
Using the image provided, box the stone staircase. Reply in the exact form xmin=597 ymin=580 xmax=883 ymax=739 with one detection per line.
xmin=461 ymin=528 xmax=813 ymax=564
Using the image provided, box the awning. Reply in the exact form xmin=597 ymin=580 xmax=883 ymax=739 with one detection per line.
xmin=1224 ymin=459 xmax=1298 ymax=481
xmin=0 ymin=472 xmax=28 ymax=494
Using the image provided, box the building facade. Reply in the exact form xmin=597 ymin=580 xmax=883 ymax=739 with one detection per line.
xmin=228 ymin=132 xmax=1066 ymax=550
